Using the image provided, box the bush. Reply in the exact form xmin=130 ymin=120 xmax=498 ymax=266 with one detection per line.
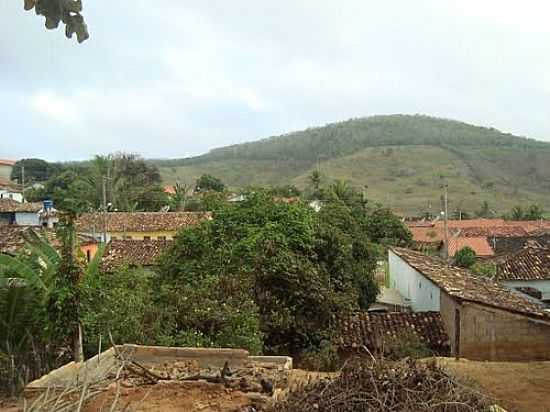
xmin=383 ymin=332 xmax=433 ymax=359
xmin=454 ymin=246 xmax=476 ymax=268
xmin=299 ymin=340 xmax=340 ymax=371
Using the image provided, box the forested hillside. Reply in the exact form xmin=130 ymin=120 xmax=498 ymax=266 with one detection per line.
xmin=156 ymin=115 xmax=550 ymax=215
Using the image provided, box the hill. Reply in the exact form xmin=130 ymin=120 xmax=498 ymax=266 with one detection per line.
xmin=155 ymin=114 xmax=550 ymax=215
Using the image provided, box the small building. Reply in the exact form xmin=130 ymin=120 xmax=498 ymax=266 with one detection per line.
xmin=0 ymin=159 xmax=15 ymax=181
xmin=496 ymin=245 xmax=550 ymax=304
xmin=447 ymin=236 xmax=495 ymax=259
xmin=0 ymin=199 xmax=43 ymax=226
xmin=76 ymin=211 xmax=211 ymax=242
xmin=389 ymin=247 xmax=550 ymax=361
xmin=334 ymin=312 xmax=450 ymax=358
xmin=100 ymin=239 xmax=173 ymax=272
xmin=0 ymin=178 xmax=24 ymax=203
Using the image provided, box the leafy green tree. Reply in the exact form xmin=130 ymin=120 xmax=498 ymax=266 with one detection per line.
xmin=195 ymin=174 xmax=226 ymax=193
xmin=525 ymin=204 xmax=544 ymax=220
xmin=24 ymin=0 xmax=89 ymax=43
xmin=158 ymin=192 xmax=378 ymax=354
xmin=510 ymin=205 xmax=525 ymax=220
xmin=10 ymin=159 xmax=61 ymax=183
xmin=365 ymin=205 xmax=412 ymax=247
xmin=454 ymin=246 xmax=476 ymax=268
xmin=269 ymin=185 xmax=301 ymax=197
xmin=308 ymin=170 xmax=322 ymax=198
xmin=476 ymin=201 xmax=492 ymax=218
xmin=168 ymin=182 xmax=191 ymax=211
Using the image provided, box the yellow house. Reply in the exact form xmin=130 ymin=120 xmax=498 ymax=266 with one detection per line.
xmin=76 ymin=211 xmax=211 ymax=242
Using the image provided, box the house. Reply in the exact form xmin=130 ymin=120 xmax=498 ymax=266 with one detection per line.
xmin=100 ymin=239 xmax=173 ymax=272
xmin=0 ymin=225 xmax=98 ymax=260
xmin=389 ymin=247 xmax=550 ymax=361
xmin=76 ymin=211 xmax=211 ymax=242
xmin=0 ymin=199 xmax=43 ymax=226
xmin=447 ymin=236 xmax=494 ymax=259
xmin=0 ymin=159 xmax=15 ymax=181
xmin=496 ymin=245 xmax=550 ymax=304
xmin=0 ymin=179 xmax=23 ymax=203
xmin=334 ymin=312 xmax=450 ymax=358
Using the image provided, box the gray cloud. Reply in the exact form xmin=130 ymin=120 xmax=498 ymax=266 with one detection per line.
xmin=1 ymin=0 xmax=550 ymax=161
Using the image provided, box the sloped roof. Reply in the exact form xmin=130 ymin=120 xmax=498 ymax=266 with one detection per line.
xmin=100 ymin=240 xmax=173 ymax=272
xmin=448 ymin=236 xmax=494 ymax=257
xmin=0 ymin=226 xmax=97 ymax=255
xmin=497 ymin=246 xmax=550 ymax=281
xmin=0 ymin=160 xmax=16 ymax=166
xmin=455 ymin=226 xmax=529 ymax=238
xmin=390 ymin=247 xmax=549 ymax=319
xmin=0 ymin=199 xmax=41 ymax=213
xmin=334 ymin=312 xmax=449 ymax=355
xmin=434 ymin=219 xmax=506 ymax=229
xmin=76 ymin=212 xmax=211 ymax=233
xmin=409 ymin=226 xmax=443 ymax=243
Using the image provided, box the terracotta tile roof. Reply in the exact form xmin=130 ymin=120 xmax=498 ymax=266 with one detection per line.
xmin=0 ymin=159 xmax=16 ymax=166
xmin=409 ymin=227 xmax=443 ymax=243
xmin=100 ymin=240 xmax=172 ymax=272
xmin=447 ymin=236 xmax=494 ymax=257
xmin=334 ymin=312 xmax=450 ymax=355
xmin=455 ymin=226 xmax=529 ymax=238
xmin=0 ymin=199 xmax=42 ymax=213
xmin=390 ymin=247 xmax=549 ymax=319
xmin=496 ymin=246 xmax=550 ymax=281
xmin=434 ymin=219 xmax=506 ymax=229
xmin=0 ymin=226 xmax=97 ymax=255
xmin=76 ymin=212 xmax=211 ymax=233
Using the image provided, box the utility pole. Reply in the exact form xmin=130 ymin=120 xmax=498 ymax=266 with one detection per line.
xmin=442 ymin=180 xmax=449 ymax=261
xmin=102 ymin=176 xmax=107 ymax=243
xmin=21 ymin=165 xmax=25 ymax=202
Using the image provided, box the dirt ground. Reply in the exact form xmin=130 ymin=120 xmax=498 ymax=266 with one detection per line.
xmin=437 ymin=358 xmax=550 ymax=412
xmin=83 ymin=381 xmax=253 ymax=412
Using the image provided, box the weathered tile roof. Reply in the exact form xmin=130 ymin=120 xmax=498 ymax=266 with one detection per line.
xmin=0 ymin=199 xmax=42 ymax=213
xmin=0 ymin=226 xmax=97 ymax=255
xmin=334 ymin=312 xmax=450 ymax=355
xmin=76 ymin=212 xmax=211 ymax=233
xmin=496 ymin=246 xmax=550 ymax=281
xmin=390 ymin=247 xmax=549 ymax=319
xmin=455 ymin=226 xmax=529 ymax=238
xmin=100 ymin=240 xmax=172 ymax=272
xmin=447 ymin=236 xmax=494 ymax=257
xmin=434 ymin=219 xmax=506 ymax=229
xmin=409 ymin=227 xmax=443 ymax=244
xmin=0 ymin=159 xmax=16 ymax=166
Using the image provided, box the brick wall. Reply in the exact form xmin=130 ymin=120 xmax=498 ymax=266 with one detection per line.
xmin=440 ymin=291 xmax=550 ymax=361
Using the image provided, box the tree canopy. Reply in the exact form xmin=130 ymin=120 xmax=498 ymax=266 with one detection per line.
xmin=24 ymin=0 xmax=89 ymax=43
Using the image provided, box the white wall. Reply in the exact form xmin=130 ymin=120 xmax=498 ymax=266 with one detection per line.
xmin=0 ymin=190 xmax=23 ymax=203
xmin=388 ymin=250 xmax=441 ymax=312
xmin=504 ymin=280 xmax=550 ymax=301
xmin=15 ymin=212 xmax=40 ymax=226
xmin=0 ymin=165 xmax=12 ymax=181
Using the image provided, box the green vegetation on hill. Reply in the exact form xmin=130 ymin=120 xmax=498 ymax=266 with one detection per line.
xmin=156 ymin=115 xmax=550 ymax=215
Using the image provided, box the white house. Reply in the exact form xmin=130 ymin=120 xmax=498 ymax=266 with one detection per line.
xmin=496 ymin=245 xmax=550 ymax=303
xmin=388 ymin=248 xmax=441 ymax=311
xmin=0 ymin=199 xmax=57 ymax=227
xmin=0 ymin=186 xmax=23 ymax=203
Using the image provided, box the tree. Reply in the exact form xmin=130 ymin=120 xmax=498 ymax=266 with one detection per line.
xmin=308 ymin=170 xmax=322 ymax=198
xmin=195 ymin=174 xmax=225 ymax=193
xmin=476 ymin=201 xmax=492 ymax=218
xmin=508 ymin=204 xmax=544 ymax=221
xmin=10 ymin=159 xmax=61 ymax=184
xmin=168 ymin=182 xmax=191 ymax=211
xmin=365 ymin=205 xmax=412 ymax=247
xmin=158 ymin=192 xmax=378 ymax=354
xmin=24 ymin=0 xmax=89 ymax=43
xmin=454 ymin=246 xmax=476 ymax=268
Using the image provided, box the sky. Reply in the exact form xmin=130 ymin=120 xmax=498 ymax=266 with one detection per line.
xmin=2 ymin=0 xmax=550 ymax=161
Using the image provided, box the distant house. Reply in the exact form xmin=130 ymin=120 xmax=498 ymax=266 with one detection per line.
xmin=0 ymin=199 xmax=43 ymax=226
xmin=100 ymin=239 xmax=173 ymax=272
xmin=447 ymin=236 xmax=494 ymax=259
xmin=389 ymin=247 xmax=550 ymax=361
xmin=496 ymin=245 xmax=550 ymax=304
xmin=0 ymin=179 xmax=23 ymax=203
xmin=334 ymin=312 xmax=450 ymax=358
xmin=0 ymin=225 xmax=98 ymax=259
xmin=76 ymin=211 xmax=212 ymax=242
xmin=0 ymin=159 xmax=15 ymax=181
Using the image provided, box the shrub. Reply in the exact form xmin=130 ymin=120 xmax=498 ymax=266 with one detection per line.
xmin=454 ymin=246 xmax=476 ymax=268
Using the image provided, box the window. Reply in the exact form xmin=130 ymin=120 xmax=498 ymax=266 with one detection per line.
xmin=158 ymin=236 xmax=166 ymax=241
xmin=143 ymin=236 xmax=151 ymax=241
xmin=86 ymin=250 xmax=91 ymax=263
xmin=419 ymin=282 xmax=422 ymax=289
xmin=124 ymin=235 xmax=132 ymax=240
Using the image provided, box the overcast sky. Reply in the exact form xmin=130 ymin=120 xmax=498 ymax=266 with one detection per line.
xmin=2 ymin=0 xmax=550 ymax=161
